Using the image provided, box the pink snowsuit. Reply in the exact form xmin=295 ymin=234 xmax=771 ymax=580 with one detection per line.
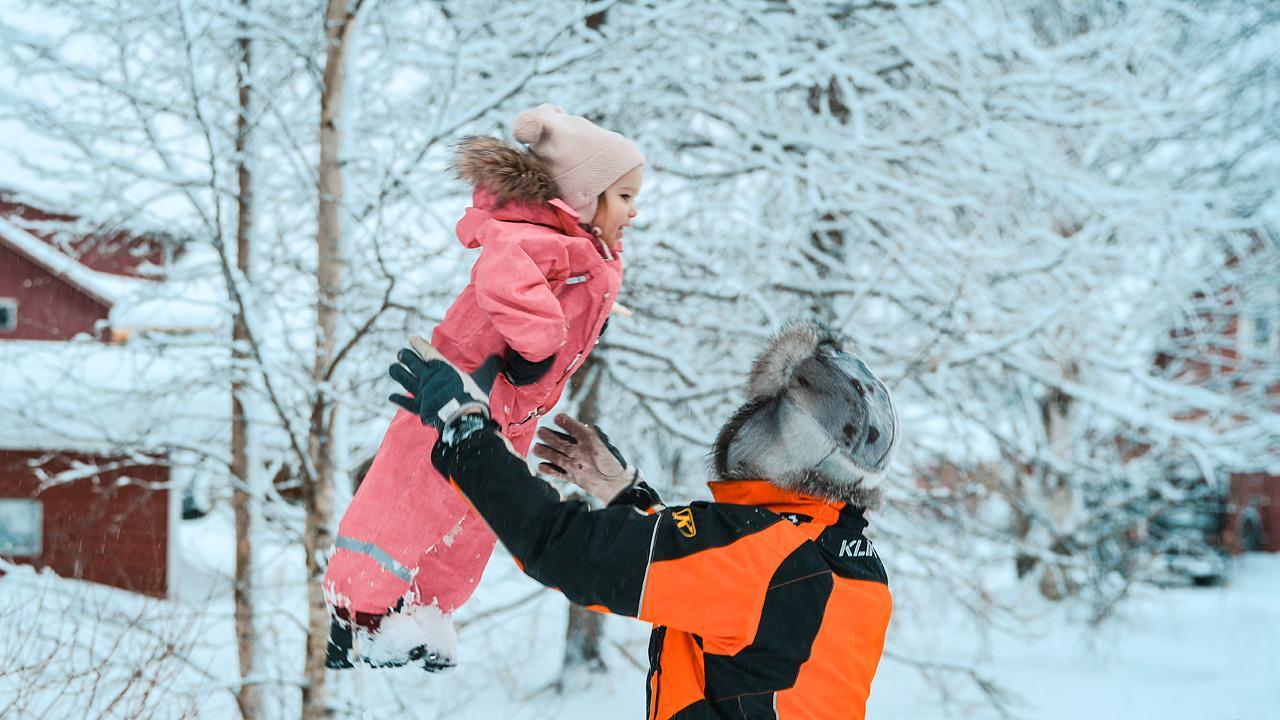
xmin=324 ymin=186 xmax=623 ymax=618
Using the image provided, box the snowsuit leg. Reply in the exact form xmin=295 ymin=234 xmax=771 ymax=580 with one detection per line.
xmin=323 ymin=409 xmax=537 ymax=617
xmin=409 ymin=422 xmax=535 ymax=612
xmin=325 ymin=409 xmax=457 ymax=615
xmin=405 ymin=505 xmax=496 ymax=614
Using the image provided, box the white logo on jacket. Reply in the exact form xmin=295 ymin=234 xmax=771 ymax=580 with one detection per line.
xmin=839 ymin=538 xmax=879 ymax=559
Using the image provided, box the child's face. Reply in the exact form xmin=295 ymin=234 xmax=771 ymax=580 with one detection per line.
xmin=591 ymin=165 xmax=644 ymax=249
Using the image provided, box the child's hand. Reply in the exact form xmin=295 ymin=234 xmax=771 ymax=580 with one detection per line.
xmin=389 ymin=336 xmax=501 ymax=433
xmin=532 ymin=414 xmax=640 ymax=504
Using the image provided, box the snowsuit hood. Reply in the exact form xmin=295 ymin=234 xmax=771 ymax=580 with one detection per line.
xmin=452 ymin=136 xmax=599 ymax=250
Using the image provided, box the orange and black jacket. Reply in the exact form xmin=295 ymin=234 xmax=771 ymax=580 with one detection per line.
xmin=433 ymin=423 xmax=892 ymax=719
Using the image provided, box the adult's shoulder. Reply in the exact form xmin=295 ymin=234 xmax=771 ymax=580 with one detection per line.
xmin=807 ymin=519 xmax=889 ymax=585
xmin=647 ymin=501 xmax=801 ymax=565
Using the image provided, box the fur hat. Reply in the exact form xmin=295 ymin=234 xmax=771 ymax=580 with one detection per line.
xmin=713 ymin=321 xmax=900 ymax=509
xmin=511 ymin=104 xmax=645 ymax=224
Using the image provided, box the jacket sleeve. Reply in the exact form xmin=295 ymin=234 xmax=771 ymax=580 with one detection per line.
xmin=432 ymin=425 xmax=804 ymax=644
xmin=608 ymin=479 xmax=664 ymax=513
xmin=472 ymin=231 xmax=569 ymax=362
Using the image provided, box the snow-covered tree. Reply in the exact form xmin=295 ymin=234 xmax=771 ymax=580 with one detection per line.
xmin=1 ymin=0 xmax=1275 ymax=715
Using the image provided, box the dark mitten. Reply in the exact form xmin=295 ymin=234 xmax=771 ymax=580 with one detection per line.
xmin=502 ymin=347 xmax=555 ymax=386
xmin=388 ymin=336 xmax=500 ymax=429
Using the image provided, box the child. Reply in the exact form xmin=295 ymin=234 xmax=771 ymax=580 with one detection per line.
xmin=323 ymin=104 xmax=644 ymax=670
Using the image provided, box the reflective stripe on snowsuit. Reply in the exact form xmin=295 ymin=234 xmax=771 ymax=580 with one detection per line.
xmin=333 ymin=535 xmax=415 ymax=583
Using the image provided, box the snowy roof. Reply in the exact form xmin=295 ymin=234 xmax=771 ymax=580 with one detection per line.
xmin=0 ymin=340 xmax=229 ymax=454
xmin=0 ymin=214 xmax=133 ymax=307
xmin=0 ymin=211 xmax=225 ymax=332
xmin=105 ymin=250 xmax=227 ymax=334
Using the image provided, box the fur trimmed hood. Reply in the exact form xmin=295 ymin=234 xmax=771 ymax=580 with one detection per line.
xmin=452 ymin=136 xmax=560 ymax=208
xmin=713 ymin=321 xmax=900 ymax=509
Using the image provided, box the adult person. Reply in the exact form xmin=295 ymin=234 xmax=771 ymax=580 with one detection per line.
xmin=389 ymin=321 xmax=899 ymax=719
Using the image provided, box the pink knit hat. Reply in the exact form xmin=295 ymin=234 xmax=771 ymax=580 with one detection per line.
xmin=512 ymin=104 xmax=645 ymax=224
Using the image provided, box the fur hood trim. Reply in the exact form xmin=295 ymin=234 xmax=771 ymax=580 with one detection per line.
xmin=452 ymin=136 xmax=560 ymax=207
xmin=746 ymin=321 xmax=846 ymax=401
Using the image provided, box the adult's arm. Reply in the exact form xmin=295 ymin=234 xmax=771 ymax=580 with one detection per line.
xmin=432 ymin=422 xmax=808 ymax=647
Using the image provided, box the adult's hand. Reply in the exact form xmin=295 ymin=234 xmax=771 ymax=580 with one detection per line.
xmin=532 ymin=414 xmax=639 ymax=504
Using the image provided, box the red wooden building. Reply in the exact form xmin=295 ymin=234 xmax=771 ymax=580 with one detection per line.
xmin=0 ymin=192 xmax=179 ymax=598
xmin=914 ymin=232 xmax=1280 ymax=562
xmin=1157 ymin=233 xmax=1280 ymax=553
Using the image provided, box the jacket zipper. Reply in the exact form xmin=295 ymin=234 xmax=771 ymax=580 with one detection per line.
xmin=560 ymin=352 xmax=583 ymax=381
xmin=647 ymin=626 xmax=665 ymax=720
xmin=507 ymin=350 xmax=583 ymax=429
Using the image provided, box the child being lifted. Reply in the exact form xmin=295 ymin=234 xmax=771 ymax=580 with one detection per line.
xmin=324 ymin=104 xmax=644 ymax=670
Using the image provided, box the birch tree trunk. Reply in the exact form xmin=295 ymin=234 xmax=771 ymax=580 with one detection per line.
xmin=304 ymin=0 xmax=363 ymax=715
xmin=560 ymin=356 xmax=607 ymax=684
xmin=231 ymin=2 xmax=259 ymax=716
xmin=1038 ymin=377 xmax=1079 ymax=600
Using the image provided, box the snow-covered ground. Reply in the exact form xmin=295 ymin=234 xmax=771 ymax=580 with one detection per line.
xmin=2 ymin=508 xmax=1277 ymax=719
xmin=870 ymin=553 xmax=1280 ymax=720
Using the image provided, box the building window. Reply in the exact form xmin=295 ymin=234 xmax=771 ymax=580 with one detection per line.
xmin=0 ymin=499 xmax=42 ymax=556
xmin=0 ymin=298 xmax=15 ymax=333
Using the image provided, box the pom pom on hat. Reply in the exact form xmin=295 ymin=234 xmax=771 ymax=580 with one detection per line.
xmin=512 ymin=105 xmax=564 ymax=145
xmin=511 ymin=104 xmax=644 ymax=221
